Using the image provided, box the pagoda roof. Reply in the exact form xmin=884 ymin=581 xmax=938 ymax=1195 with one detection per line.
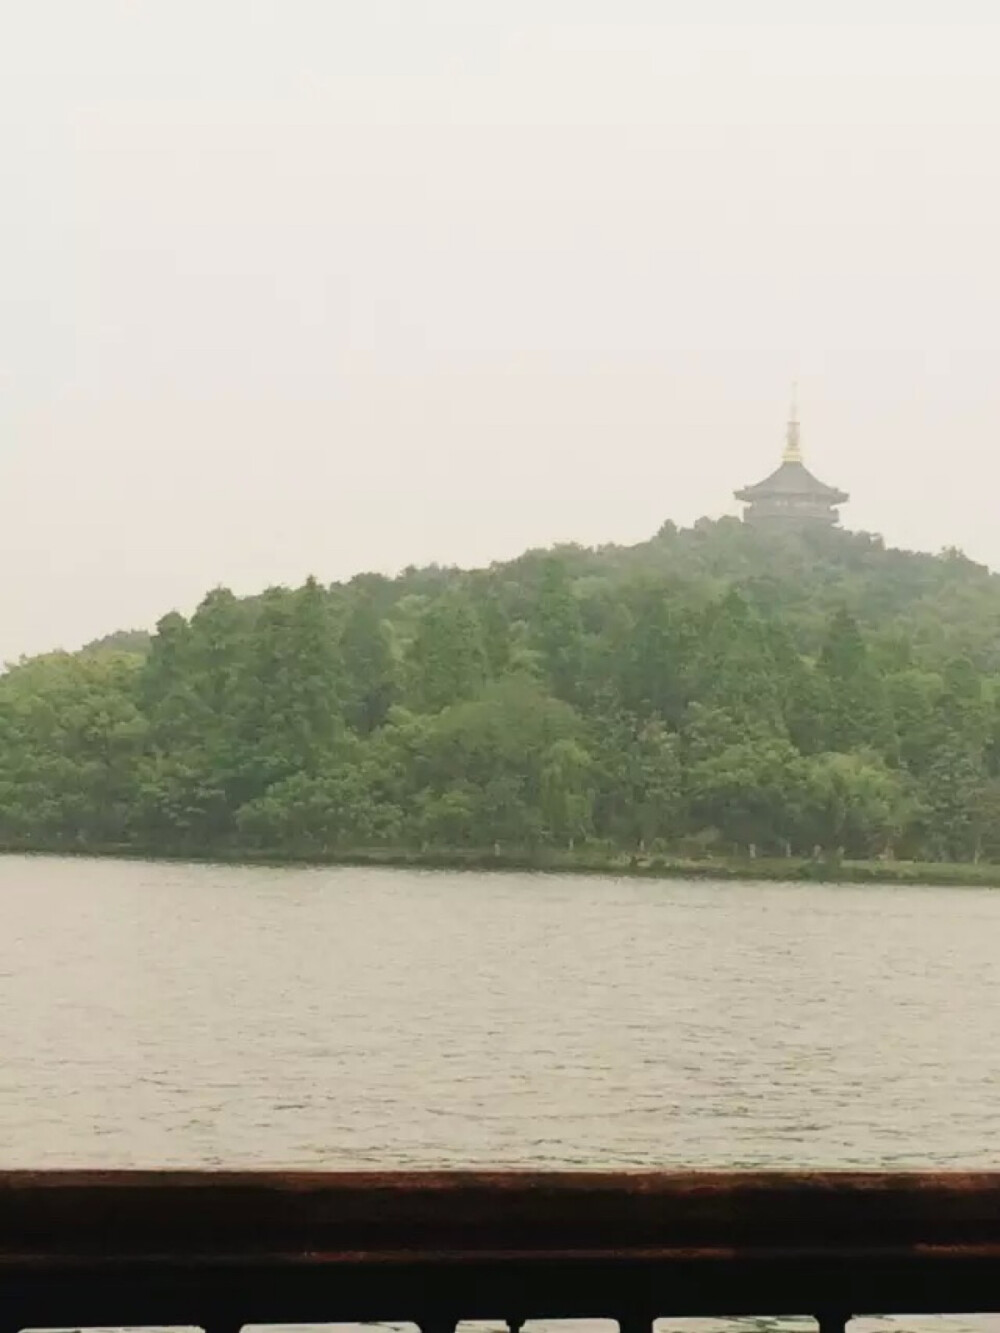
xmin=735 ymin=459 xmax=848 ymax=505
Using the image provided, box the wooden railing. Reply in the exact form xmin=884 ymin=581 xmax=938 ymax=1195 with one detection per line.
xmin=2 ymin=1171 xmax=1000 ymax=1332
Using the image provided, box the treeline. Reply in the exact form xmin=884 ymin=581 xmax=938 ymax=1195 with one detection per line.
xmin=5 ymin=518 xmax=1000 ymax=863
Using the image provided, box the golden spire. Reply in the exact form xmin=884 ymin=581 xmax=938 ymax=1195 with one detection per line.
xmin=783 ymin=380 xmax=803 ymax=463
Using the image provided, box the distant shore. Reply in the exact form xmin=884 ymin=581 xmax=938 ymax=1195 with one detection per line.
xmin=3 ymin=842 xmax=1000 ymax=887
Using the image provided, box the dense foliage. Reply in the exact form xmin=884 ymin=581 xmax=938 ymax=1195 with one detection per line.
xmin=6 ymin=518 xmax=1000 ymax=863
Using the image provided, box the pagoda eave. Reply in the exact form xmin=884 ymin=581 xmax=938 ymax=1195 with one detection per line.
xmin=735 ymin=486 xmax=849 ymax=505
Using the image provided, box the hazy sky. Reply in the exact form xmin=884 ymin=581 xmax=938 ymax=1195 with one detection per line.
xmin=3 ymin=2 xmax=1000 ymax=662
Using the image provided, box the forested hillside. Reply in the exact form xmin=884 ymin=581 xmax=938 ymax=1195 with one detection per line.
xmin=5 ymin=517 xmax=1000 ymax=864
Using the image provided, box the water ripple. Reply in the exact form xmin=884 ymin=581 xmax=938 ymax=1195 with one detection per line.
xmin=3 ymin=858 xmax=1000 ymax=1333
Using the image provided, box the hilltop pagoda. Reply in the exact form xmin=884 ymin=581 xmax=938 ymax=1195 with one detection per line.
xmin=735 ymin=397 xmax=848 ymax=526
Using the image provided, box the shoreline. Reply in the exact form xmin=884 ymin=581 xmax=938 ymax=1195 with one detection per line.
xmin=3 ymin=842 xmax=1000 ymax=887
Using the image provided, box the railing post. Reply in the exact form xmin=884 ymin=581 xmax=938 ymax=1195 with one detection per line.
xmin=817 ymin=1311 xmax=851 ymax=1333
xmin=420 ymin=1318 xmax=457 ymax=1333
xmin=620 ymin=1315 xmax=652 ymax=1333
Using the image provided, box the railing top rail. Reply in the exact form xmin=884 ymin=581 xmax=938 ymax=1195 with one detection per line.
xmin=3 ymin=1167 xmax=999 ymax=1186
xmin=1 ymin=1170 xmax=1000 ymax=1263
xmin=5 ymin=1173 xmax=1000 ymax=1323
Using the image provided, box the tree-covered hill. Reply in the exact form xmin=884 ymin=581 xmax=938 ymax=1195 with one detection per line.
xmin=5 ymin=517 xmax=1000 ymax=863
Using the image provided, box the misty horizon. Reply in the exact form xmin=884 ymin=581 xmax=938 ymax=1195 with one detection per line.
xmin=4 ymin=3 xmax=1000 ymax=663
xmin=37 ymin=496 xmax=990 ymax=665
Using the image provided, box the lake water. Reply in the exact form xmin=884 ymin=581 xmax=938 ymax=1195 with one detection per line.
xmin=4 ymin=855 xmax=1000 ymax=1331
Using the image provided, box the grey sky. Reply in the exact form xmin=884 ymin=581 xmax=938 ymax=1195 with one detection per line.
xmin=3 ymin=2 xmax=1000 ymax=663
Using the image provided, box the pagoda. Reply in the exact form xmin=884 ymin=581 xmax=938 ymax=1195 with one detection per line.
xmin=735 ymin=395 xmax=848 ymax=526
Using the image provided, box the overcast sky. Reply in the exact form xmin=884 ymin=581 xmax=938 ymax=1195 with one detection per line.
xmin=2 ymin=2 xmax=1000 ymax=661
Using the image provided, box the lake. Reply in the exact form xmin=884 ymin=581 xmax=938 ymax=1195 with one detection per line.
xmin=4 ymin=855 xmax=1000 ymax=1331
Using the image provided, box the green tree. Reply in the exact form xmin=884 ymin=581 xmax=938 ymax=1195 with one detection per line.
xmin=235 ymin=752 xmax=403 ymax=854
xmin=886 ymin=669 xmax=944 ymax=774
xmin=695 ymin=590 xmax=786 ymax=736
xmin=0 ymin=653 xmax=147 ymax=846
xmin=817 ymin=608 xmax=894 ymax=755
xmin=687 ymin=738 xmax=804 ymax=853
xmin=593 ymin=713 xmax=685 ymax=849
xmin=415 ymin=785 xmax=479 ymax=848
xmin=234 ymin=578 xmax=343 ymax=798
xmin=339 ymin=589 xmax=400 ymax=733
xmin=407 ymin=590 xmax=487 ymax=712
xmin=799 ymin=752 xmax=912 ymax=858
xmin=614 ymin=585 xmax=696 ymax=725
xmin=540 ymin=737 xmax=594 ymax=846
xmin=136 ymin=587 xmax=253 ymax=844
xmin=414 ymin=677 xmax=585 ymax=846
xmin=531 ymin=556 xmax=586 ymax=703
xmin=11 ymin=512 xmax=1000 ymax=865
xmin=919 ymin=740 xmax=987 ymax=861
